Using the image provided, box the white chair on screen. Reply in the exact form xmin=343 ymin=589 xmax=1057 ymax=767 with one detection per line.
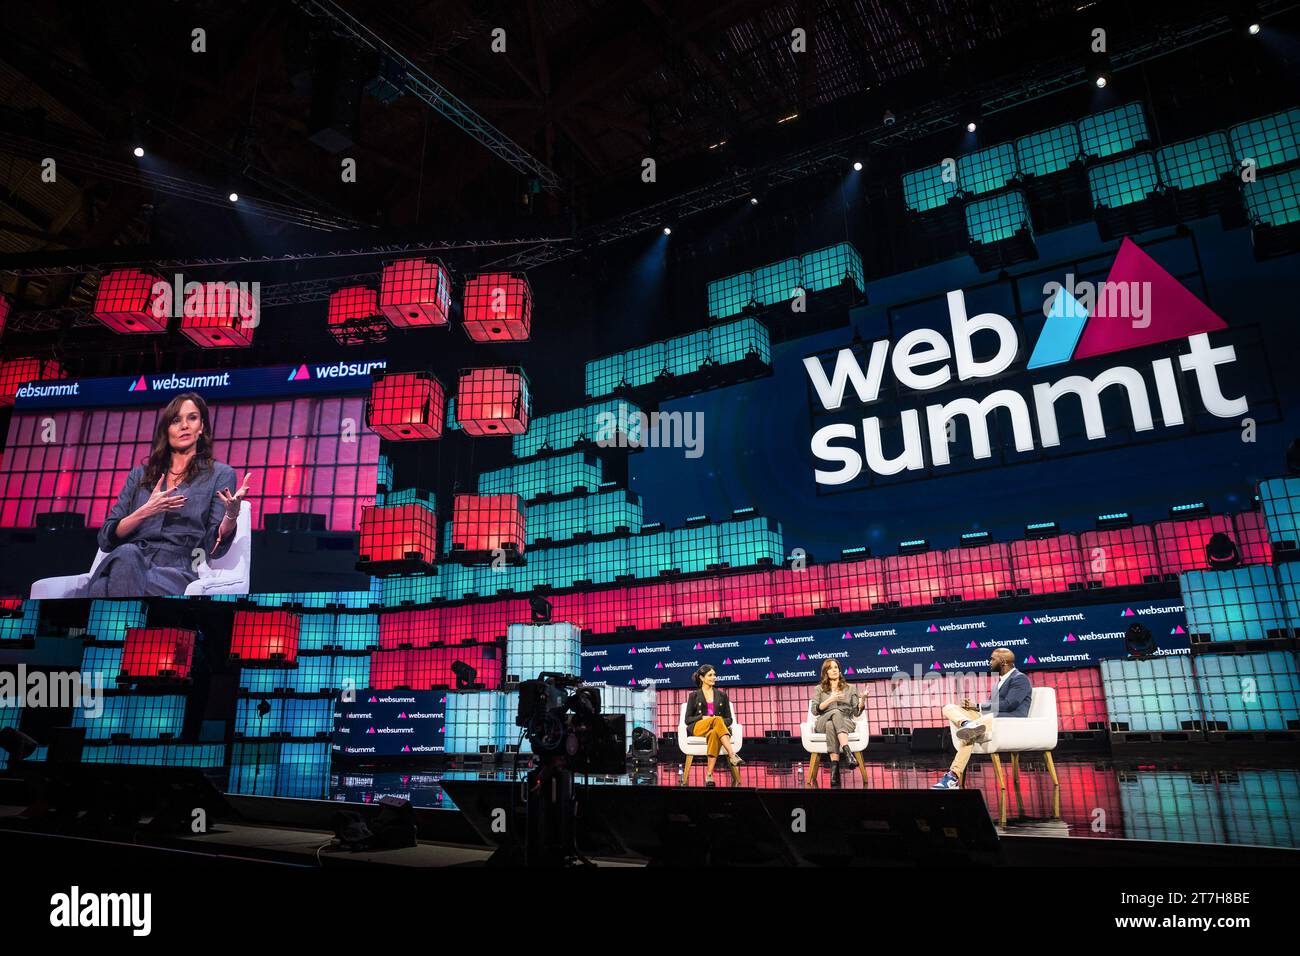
xmin=30 ymin=506 xmax=253 ymax=599
xmin=800 ymin=697 xmax=870 ymax=786
xmin=952 ymin=686 xmax=1060 ymax=824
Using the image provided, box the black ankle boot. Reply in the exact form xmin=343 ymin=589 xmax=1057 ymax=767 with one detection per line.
xmin=830 ymin=759 xmax=841 ymax=788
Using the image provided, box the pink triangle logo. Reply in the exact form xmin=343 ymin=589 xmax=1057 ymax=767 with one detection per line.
xmin=764 ymin=638 xmax=775 ymax=645
xmin=1122 ymin=608 xmax=1135 ymax=617
xmin=693 ymin=642 xmax=703 ymax=650
xmin=1026 ymin=655 xmax=1037 ymax=664
xmin=1019 ymin=616 xmax=1032 ymax=625
xmin=401 ymin=745 xmax=411 ymax=753
xmin=593 ymin=665 xmax=601 ymax=673
xmin=797 ymin=652 xmax=808 ymax=661
xmin=765 ymin=671 xmax=776 ymax=679
xmin=398 ymin=711 xmax=408 ymax=719
xmin=845 ymin=667 xmax=855 ymax=675
xmin=289 ymin=364 xmax=310 ymax=381
xmin=368 ymin=696 xmax=378 ymax=703
xmin=1171 ymin=625 xmax=1186 ymax=635
xmin=655 ymin=661 xmax=664 ymax=669
xmin=365 ymin=727 xmax=375 ymax=734
xmin=930 ymin=661 xmax=942 ymax=670
xmin=723 ymin=657 xmax=733 ymax=666
xmin=966 ymin=640 xmax=978 ymax=649
xmin=842 ymin=631 xmax=853 ymax=640
xmin=628 ymin=679 xmax=637 ymax=685
xmin=1063 ymin=633 xmax=1077 ymax=642
xmin=1072 ymin=239 xmax=1229 ymax=361
xmin=877 ymin=646 xmax=889 ymax=655
xmin=628 ymin=647 xmax=637 ymax=654
xmin=927 ymin=625 xmax=939 ymax=633
xmin=128 ymin=375 xmax=148 ymax=392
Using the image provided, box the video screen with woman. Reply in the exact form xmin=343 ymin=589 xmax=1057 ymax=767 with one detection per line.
xmin=0 ymin=362 xmax=382 ymax=600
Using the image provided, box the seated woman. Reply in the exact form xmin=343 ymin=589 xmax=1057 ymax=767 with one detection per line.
xmin=88 ymin=392 xmax=251 ymax=598
xmin=682 ymin=664 xmax=742 ymax=786
xmin=812 ymin=659 xmax=865 ymax=788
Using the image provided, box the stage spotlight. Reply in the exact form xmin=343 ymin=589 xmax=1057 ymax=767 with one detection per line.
xmin=228 ymin=192 xmax=239 ymax=202
xmin=1205 ymin=532 xmax=1241 ymax=571
xmin=1095 ymin=73 xmax=1109 ymax=89
xmin=882 ymin=109 xmax=895 ymax=126
xmin=749 ymin=196 xmax=758 ymax=205
xmin=966 ymin=121 xmax=977 ymax=133
xmin=451 ymin=660 xmax=480 ymax=690
xmin=1124 ymin=623 xmax=1156 ymax=659
xmin=631 ymin=727 xmax=659 ymax=756
xmin=132 ymin=146 xmax=144 ymax=158
xmin=1249 ymin=22 xmax=1261 ymax=35
xmin=255 ymin=699 xmax=272 ymax=718
xmin=853 ymin=161 xmax=863 ymax=171
xmin=529 ymin=595 xmax=553 ymax=624
xmin=662 ymin=226 xmax=671 ymax=235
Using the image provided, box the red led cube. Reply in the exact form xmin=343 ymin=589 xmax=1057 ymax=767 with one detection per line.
xmin=770 ymin=566 xmax=829 ymax=618
xmin=379 ymin=258 xmax=451 ymax=328
xmin=462 ymin=272 xmax=532 ymax=342
xmin=455 ymin=367 xmax=530 ymax=436
xmin=627 ymin=581 xmax=675 ymax=631
xmin=367 ymin=371 xmax=445 ymax=441
xmin=1079 ymin=525 xmax=1160 ymax=588
xmin=91 ymin=268 xmax=168 ymax=333
xmin=1233 ymin=510 xmax=1272 ymax=566
xmin=327 ymin=286 xmax=388 ymax=345
xmin=582 ymin=588 xmax=629 ymax=634
xmin=0 ymin=357 xmax=64 ymax=408
xmin=358 ymin=503 xmax=438 ymax=568
xmin=1154 ymin=514 xmax=1234 ymax=576
xmin=230 ymin=610 xmax=300 ymax=664
xmin=670 ymin=576 xmax=721 ymax=627
xmin=825 ymin=558 xmax=886 ymax=613
xmin=945 ymin=542 xmax=1014 ymax=601
xmin=179 ymin=282 xmax=257 ymax=348
xmin=379 ymin=608 xmax=441 ymax=649
xmin=450 ymin=494 xmax=525 ymax=556
xmin=719 ymin=571 xmax=773 ymax=622
xmin=1009 ymin=534 xmax=1085 ymax=595
xmin=120 ymin=627 xmax=197 ymax=680
xmin=883 ymin=550 xmax=948 ymax=607
xmin=368 ymin=649 xmax=410 ymax=689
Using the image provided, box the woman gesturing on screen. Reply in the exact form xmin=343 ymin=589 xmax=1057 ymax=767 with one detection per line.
xmin=88 ymin=392 xmax=251 ymax=597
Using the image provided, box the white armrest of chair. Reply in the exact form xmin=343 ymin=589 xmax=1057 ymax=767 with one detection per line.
xmin=184 ymin=569 xmax=250 ymax=595
xmin=30 ymin=573 xmax=92 ymax=600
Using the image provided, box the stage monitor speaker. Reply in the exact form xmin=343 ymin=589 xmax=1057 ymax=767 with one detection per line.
xmin=909 ymin=727 xmax=949 ymax=753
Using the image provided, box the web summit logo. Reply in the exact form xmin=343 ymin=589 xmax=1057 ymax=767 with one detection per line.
xmin=806 ymin=239 xmax=1245 ymax=484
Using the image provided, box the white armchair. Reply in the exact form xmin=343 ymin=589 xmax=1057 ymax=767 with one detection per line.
xmin=800 ymin=698 xmax=870 ymax=786
xmin=677 ymin=700 xmax=744 ymax=786
xmin=950 ymin=686 xmax=1060 ymax=823
xmin=30 ymin=506 xmax=253 ymax=599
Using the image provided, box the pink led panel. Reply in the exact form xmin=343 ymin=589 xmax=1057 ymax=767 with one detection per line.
xmin=462 ymin=272 xmax=532 ymax=342
xmin=379 ymin=258 xmax=451 ymax=328
xmin=945 ymin=542 xmax=1014 ymax=601
xmin=1009 ymin=534 xmax=1086 ymax=595
xmin=1153 ymin=514 xmax=1234 ymax=576
xmin=91 ymin=268 xmax=168 ymax=334
xmin=1079 ymin=525 xmax=1160 ymax=588
xmin=178 ymin=283 xmax=257 ymax=348
xmin=883 ymin=550 xmax=948 ymax=607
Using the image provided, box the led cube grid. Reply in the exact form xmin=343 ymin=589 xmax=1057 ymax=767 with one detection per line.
xmin=367 ymin=371 xmax=445 ymax=441
xmin=461 ymin=272 xmax=531 ymax=341
xmin=1181 ymin=566 xmax=1288 ymax=642
xmin=718 ymin=515 xmax=784 ymax=568
xmin=376 ymin=487 xmax=435 ymax=514
xmin=1221 ymin=770 xmax=1300 ymax=849
xmin=82 ymin=643 xmax=125 ymax=677
xmin=1279 ymin=563 xmax=1300 ymax=629
xmin=1234 ymin=510 xmax=1273 ymax=566
xmin=230 ymin=610 xmax=301 ymax=664
xmin=668 ymin=329 xmax=711 ymax=377
xmin=824 ymin=558 xmax=886 ymax=613
xmin=451 ymin=494 xmax=525 ymax=554
xmin=1154 ymin=514 xmax=1234 ymax=576
xmin=1229 ymin=108 xmax=1300 ymax=172
xmin=178 ymin=282 xmax=257 ymax=347
xmin=526 ymin=488 xmax=642 ymax=544
xmin=1244 ymin=167 xmax=1300 ymax=227
xmin=1259 ymin=476 xmax=1300 ymax=547
xmin=1015 ymin=122 xmax=1080 ymax=178
xmin=359 ymin=503 xmax=438 ymax=566
xmin=1100 ymin=655 xmax=1199 ymax=733
xmin=1078 ymin=102 xmax=1149 ymax=160
xmin=514 ymin=399 xmax=642 ymax=458
xmin=444 ymin=691 xmax=504 ymax=753
xmin=1087 ymin=153 xmax=1161 ymax=209
xmin=478 ymin=452 xmax=602 ymax=500
xmin=456 ymin=367 xmax=530 ymax=436
xmin=1156 ymin=132 xmax=1235 ymax=191
xmin=752 ymin=258 xmax=803 ymax=306
xmin=228 ymin=741 xmax=330 ymax=798
xmin=1196 ymin=652 xmax=1300 ymax=732
xmin=378 ymin=257 xmax=451 ymax=328
xmin=370 ymin=644 xmax=502 ymax=691
xmin=86 ymin=600 xmax=146 ymax=642
xmin=582 ymin=318 xmax=771 ymax=398
xmin=236 ymin=696 xmax=333 ymax=738
xmin=706 ymin=271 xmax=754 ymax=320
xmin=966 ymin=190 xmax=1032 ymax=245
xmin=1080 ymin=525 xmax=1159 ymax=588
xmin=240 ymin=654 xmax=370 ymax=694
xmin=445 ymin=397 xmax=461 ymax=431
xmin=120 ymin=627 xmax=196 ymax=680
xmin=376 ymin=453 xmax=394 ymax=492
xmin=884 ymin=550 xmax=948 ymax=607
xmin=91 ymin=268 xmax=167 ymax=334
xmin=1008 ymin=534 xmax=1086 ymax=595
xmin=771 ymin=566 xmax=828 ymax=618
xmin=73 ymin=693 xmax=186 ymax=740
xmin=1119 ymin=774 xmax=1224 ymax=844
xmin=327 ymin=286 xmax=386 ymax=345
xmin=959 ymin=142 xmax=1019 ymax=196
xmin=800 ymin=243 xmax=865 ymax=294
xmin=506 ymin=622 xmax=581 ymax=680
xmin=0 ymin=357 xmax=63 ymax=408
xmin=946 ymin=542 xmax=1014 ymax=601
xmin=902 ymin=161 xmax=958 ymax=212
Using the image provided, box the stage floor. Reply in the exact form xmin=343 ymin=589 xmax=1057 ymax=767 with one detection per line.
xmin=316 ymin=754 xmax=1300 ymax=851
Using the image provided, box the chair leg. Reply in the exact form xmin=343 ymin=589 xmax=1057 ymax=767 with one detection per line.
xmin=806 ymin=752 xmax=820 ymax=787
xmin=990 ymin=754 xmax=1007 ymax=826
xmin=853 ymin=749 xmax=868 ymax=786
xmin=1044 ymin=750 xmax=1061 ymax=819
xmin=682 ymin=755 xmax=693 ymax=786
xmin=1010 ymin=753 xmax=1024 ymax=820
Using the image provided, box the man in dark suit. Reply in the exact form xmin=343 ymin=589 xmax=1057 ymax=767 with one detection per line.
xmin=932 ymin=648 xmax=1032 ymax=789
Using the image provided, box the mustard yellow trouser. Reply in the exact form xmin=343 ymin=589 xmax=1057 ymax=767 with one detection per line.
xmin=943 ymin=704 xmax=995 ymax=776
xmin=692 ymin=716 xmax=731 ymax=757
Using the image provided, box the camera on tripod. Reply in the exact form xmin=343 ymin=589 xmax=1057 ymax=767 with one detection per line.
xmin=515 ymin=672 xmax=626 ymax=774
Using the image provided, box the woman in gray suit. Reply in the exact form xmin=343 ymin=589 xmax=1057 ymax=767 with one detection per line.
xmin=812 ymin=658 xmax=865 ymax=788
xmin=88 ymin=392 xmax=250 ymax=597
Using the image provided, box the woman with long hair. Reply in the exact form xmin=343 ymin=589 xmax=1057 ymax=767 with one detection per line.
xmin=681 ymin=664 xmax=742 ymax=786
xmin=88 ymin=392 xmax=251 ymax=597
xmin=812 ymin=658 xmax=864 ymax=788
